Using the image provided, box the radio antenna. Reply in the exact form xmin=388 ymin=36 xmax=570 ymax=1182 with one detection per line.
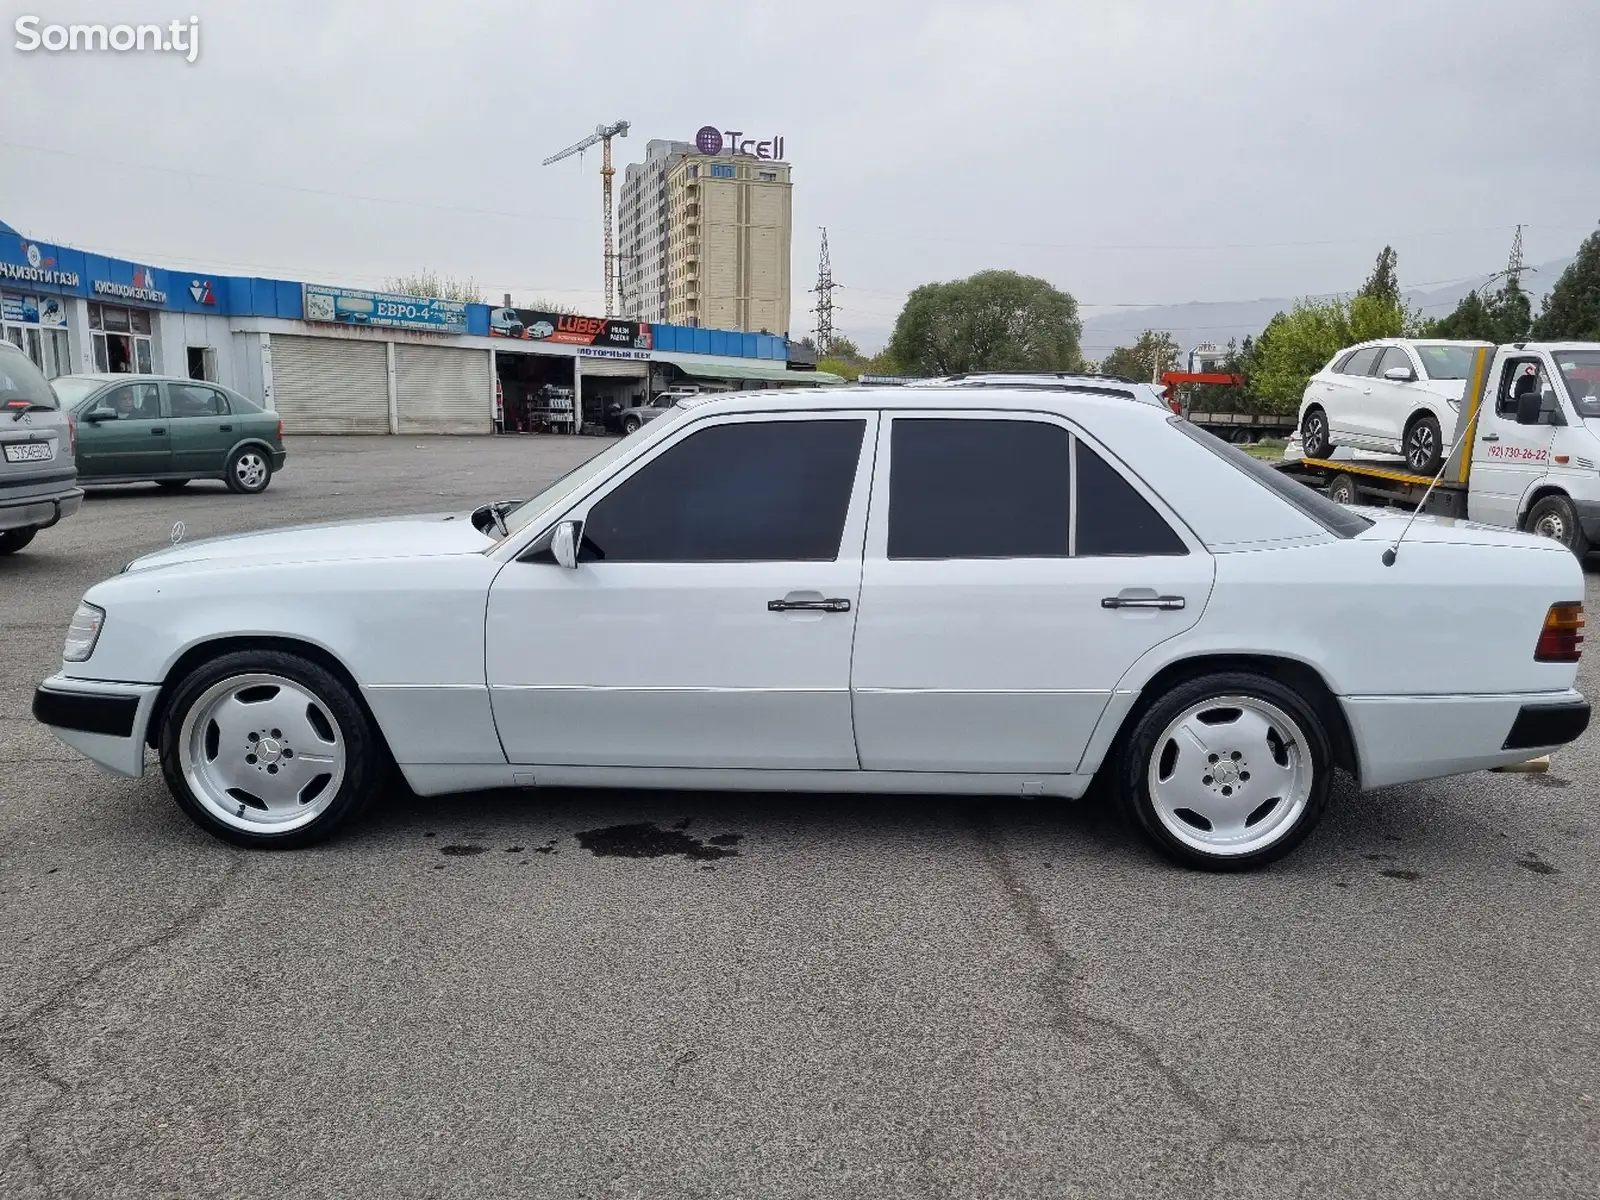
xmin=1382 ymin=417 xmax=1479 ymax=566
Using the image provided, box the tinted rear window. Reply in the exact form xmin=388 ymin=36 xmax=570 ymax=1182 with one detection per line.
xmin=1172 ymin=418 xmax=1373 ymax=538
xmin=1075 ymin=442 xmax=1188 ymax=556
xmin=0 ymin=348 xmax=58 ymax=410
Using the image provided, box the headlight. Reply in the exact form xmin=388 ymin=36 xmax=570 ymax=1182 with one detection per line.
xmin=63 ymin=602 xmax=105 ymax=662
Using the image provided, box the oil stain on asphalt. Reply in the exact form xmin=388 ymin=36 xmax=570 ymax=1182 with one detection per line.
xmin=575 ymin=823 xmax=744 ymax=861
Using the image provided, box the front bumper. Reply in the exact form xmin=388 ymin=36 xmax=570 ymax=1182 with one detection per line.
xmin=0 ymin=486 xmax=82 ymax=533
xmin=33 ymin=675 xmax=160 ymax=778
xmin=1342 ymin=688 xmax=1589 ymax=791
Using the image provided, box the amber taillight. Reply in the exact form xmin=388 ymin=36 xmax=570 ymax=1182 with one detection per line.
xmin=1535 ymin=602 xmax=1584 ymax=663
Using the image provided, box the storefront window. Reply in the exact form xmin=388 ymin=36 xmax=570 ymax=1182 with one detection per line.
xmin=88 ymin=302 xmax=154 ymax=375
xmin=2 ymin=290 xmax=72 ymax=379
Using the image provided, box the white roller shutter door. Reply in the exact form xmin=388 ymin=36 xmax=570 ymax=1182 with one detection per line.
xmin=579 ymin=357 xmax=649 ymax=378
xmin=270 ymin=335 xmax=389 ymax=434
xmin=396 ymin=346 xmax=492 ymax=434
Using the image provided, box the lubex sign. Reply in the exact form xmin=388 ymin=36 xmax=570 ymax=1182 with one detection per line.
xmin=694 ymin=126 xmax=786 ymax=160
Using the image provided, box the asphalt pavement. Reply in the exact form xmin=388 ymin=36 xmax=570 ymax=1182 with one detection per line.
xmin=2 ymin=435 xmax=1598 ymax=1199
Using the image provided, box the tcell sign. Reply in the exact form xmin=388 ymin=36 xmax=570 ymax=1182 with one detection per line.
xmin=694 ymin=126 xmax=786 ymax=160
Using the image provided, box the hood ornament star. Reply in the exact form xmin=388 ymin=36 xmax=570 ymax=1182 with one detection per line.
xmin=171 ymin=521 xmax=186 ymax=545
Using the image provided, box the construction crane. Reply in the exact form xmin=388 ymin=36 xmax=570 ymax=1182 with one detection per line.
xmin=542 ymin=120 xmax=630 ymax=316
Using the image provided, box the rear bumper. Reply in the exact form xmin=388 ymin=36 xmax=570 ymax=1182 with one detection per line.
xmin=269 ymin=448 xmax=287 ymax=470
xmin=1342 ymin=689 xmax=1588 ymax=790
xmin=33 ymin=675 xmax=160 ymax=778
xmin=0 ymin=486 xmax=82 ymax=533
xmin=1573 ymin=499 xmax=1600 ymax=542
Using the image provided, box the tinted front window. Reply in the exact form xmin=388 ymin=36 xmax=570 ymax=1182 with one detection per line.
xmin=1075 ymin=443 xmax=1187 ymax=556
xmin=0 ymin=349 xmax=58 ymax=409
xmin=102 ymin=382 xmax=162 ymax=420
xmin=582 ymin=419 xmax=865 ymax=562
xmin=889 ymin=418 xmax=1069 ymax=559
xmin=1338 ymin=347 xmax=1381 ymax=376
xmin=1414 ymin=344 xmax=1482 ymax=381
xmin=1173 ymin=418 xmax=1373 ymax=538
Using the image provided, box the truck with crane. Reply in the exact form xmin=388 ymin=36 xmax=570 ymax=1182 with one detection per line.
xmin=1278 ymin=342 xmax=1600 ymax=557
xmin=1161 ymin=343 xmax=1297 ymax=443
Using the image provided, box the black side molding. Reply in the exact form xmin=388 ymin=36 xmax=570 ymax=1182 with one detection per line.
xmin=32 ymin=687 xmax=138 ymax=738
xmin=1503 ymin=701 xmax=1591 ymax=751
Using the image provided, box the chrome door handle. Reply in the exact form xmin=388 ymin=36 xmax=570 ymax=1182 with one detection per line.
xmin=1481 ymin=433 xmax=1500 ymax=441
xmin=1102 ymin=595 xmax=1185 ymax=610
xmin=768 ymin=597 xmax=851 ymax=613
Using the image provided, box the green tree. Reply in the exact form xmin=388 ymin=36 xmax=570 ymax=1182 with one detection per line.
xmin=887 ymin=270 xmax=1082 ymax=375
xmin=1187 ymin=337 xmax=1256 ymax=413
xmin=1533 ymin=225 xmax=1600 ymax=340
xmin=384 ymin=269 xmax=485 ymax=304
xmin=1426 ymin=277 xmax=1532 ymax=343
xmin=1100 ymin=329 xmax=1179 ymax=383
xmin=1357 ymin=245 xmax=1401 ymax=307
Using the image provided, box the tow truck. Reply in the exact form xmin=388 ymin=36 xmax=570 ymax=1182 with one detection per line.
xmin=1278 ymin=342 xmax=1600 ymax=556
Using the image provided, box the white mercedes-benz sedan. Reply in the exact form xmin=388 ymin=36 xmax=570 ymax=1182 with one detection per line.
xmin=33 ymin=377 xmax=1591 ymax=869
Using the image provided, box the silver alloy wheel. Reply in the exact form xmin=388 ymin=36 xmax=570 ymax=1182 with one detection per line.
xmin=1304 ymin=413 xmax=1327 ymax=455
xmin=178 ymin=672 xmax=346 ymax=833
xmin=1146 ymin=694 xmax=1313 ymax=857
xmin=234 ymin=451 xmax=268 ymax=491
xmin=1406 ymin=423 xmax=1437 ymax=471
xmin=1533 ymin=509 xmax=1568 ymax=544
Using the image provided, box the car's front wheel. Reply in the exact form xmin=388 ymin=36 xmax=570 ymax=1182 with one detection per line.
xmin=0 ymin=526 xmax=37 ymax=555
xmin=1116 ymin=672 xmax=1332 ymax=870
xmin=1301 ymin=407 xmax=1331 ymax=459
xmin=1525 ymin=493 xmax=1591 ymax=558
xmin=225 ymin=446 xmax=272 ymax=494
xmin=1404 ymin=414 xmax=1443 ymax=475
xmin=622 ymin=416 xmax=641 ymax=435
xmin=158 ymin=650 xmax=384 ymax=848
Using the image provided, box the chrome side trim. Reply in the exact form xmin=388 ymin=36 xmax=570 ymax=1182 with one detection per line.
xmin=489 ymin=684 xmax=848 ymax=694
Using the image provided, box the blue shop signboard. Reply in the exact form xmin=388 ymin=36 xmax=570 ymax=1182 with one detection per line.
xmin=303 ymin=284 xmax=467 ymax=335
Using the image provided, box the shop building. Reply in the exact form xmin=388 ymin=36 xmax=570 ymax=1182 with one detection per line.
xmin=1 ymin=216 xmax=828 ymax=437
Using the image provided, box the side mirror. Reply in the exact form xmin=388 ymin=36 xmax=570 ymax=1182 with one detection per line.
xmin=85 ymin=407 xmax=116 ymax=423
xmin=551 ymin=519 xmax=582 ymax=569
xmin=1516 ymin=390 xmax=1543 ymax=425
xmin=1383 ymin=366 xmax=1416 ymax=383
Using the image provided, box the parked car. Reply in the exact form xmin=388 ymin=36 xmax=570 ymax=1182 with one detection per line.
xmin=0 ymin=341 xmax=81 ymax=555
xmin=33 ymin=377 xmax=1588 ymax=869
xmin=48 ymin=374 xmax=286 ymax=493
xmin=613 ymin=394 xmax=681 ymax=434
xmin=1298 ymin=338 xmax=1492 ymax=473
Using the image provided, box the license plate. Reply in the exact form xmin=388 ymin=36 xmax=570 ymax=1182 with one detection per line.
xmin=3 ymin=441 xmax=53 ymax=464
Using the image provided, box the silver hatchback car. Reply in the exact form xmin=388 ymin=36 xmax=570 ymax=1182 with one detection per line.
xmin=0 ymin=341 xmax=81 ymax=555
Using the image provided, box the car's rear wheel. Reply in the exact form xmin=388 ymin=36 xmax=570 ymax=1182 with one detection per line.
xmin=156 ymin=479 xmax=190 ymax=491
xmin=0 ymin=527 xmax=37 ymax=555
xmin=158 ymin=650 xmax=383 ymax=848
xmin=1116 ymin=672 xmax=1332 ymax=870
xmin=1525 ymin=493 xmax=1591 ymax=558
xmin=1404 ymin=414 xmax=1443 ymax=475
xmin=225 ymin=446 xmax=272 ymax=494
xmin=1301 ymin=407 xmax=1331 ymax=459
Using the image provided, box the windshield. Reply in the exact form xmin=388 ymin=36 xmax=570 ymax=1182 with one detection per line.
xmin=500 ymin=404 xmax=693 ymax=536
xmin=1412 ymin=344 xmax=1484 ymax=380
xmin=0 ymin=350 xmax=59 ymax=409
xmin=49 ymin=377 xmax=102 ymax=409
xmin=1556 ymin=351 xmax=1600 ymax=419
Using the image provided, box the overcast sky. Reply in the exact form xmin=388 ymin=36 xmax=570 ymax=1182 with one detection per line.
xmin=3 ymin=0 xmax=1597 ymax=351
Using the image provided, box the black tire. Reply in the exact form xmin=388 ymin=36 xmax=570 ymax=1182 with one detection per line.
xmin=621 ymin=416 xmax=641 ymax=435
xmin=1301 ymin=407 xmax=1331 ymax=459
xmin=156 ymin=479 xmax=191 ymax=491
xmin=1326 ymin=473 xmax=1361 ymax=506
xmin=158 ymin=650 xmax=385 ymax=849
xmin=1115 ymin=672 xmax=1334 ymax=871
xmin=0 ymin=526 xmax=37 ymax=555
xmin=224 ymin=446 xmax=272 ymax=494
xmin=1525 ymin=493 xmax=1591 ymax=558
xmin=1404 ymin=414 xmax=1443 ymax=475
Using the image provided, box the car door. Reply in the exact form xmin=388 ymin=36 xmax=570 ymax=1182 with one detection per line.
xmin=166 ymin=381 xmax=236 ymax=474
xmin=76 ymin=381 xmax=170 ymax=478
xmin=1317 ymin=346 xmax=1381 ymax=442
xmin=1369 ymin=345 xmax=1421 ymax=450
xmin=849 ymin=412 xmax=1215 ymax=775
xmin=485 ymin=410 xmax=877 ymax=769
xmin=1470 ymin=357 xmax=1559 ymax=529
